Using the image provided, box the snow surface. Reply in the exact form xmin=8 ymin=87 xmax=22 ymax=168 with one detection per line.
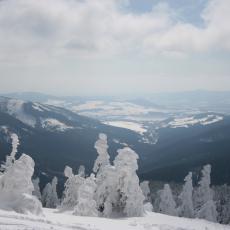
xmin=32 ymin=103 xmax=51 ymax=112
xmin=71 ymin=101 xmax=167 ymax=121
xmin=41 ymin=118 xmax=73 ymax=132
xmin=104 ymin=121 xmax=147 ymax=135
xmin=0 ymin=208 xmax=229 ymax=230
xmin=169 ymin=115 xmax=223 ymax=128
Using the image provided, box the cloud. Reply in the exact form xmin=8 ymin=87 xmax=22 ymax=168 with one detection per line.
xmin=0 ymin=0 xmax=229 ymax=64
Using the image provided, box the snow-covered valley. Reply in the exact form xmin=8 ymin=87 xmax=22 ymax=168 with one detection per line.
xmin=0 ymin=208 xmax=229 ymax=230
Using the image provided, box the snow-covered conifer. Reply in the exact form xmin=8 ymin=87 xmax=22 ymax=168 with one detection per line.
xmin=94 ymin=164 xmax=116 ymax=217
xmin=42 ymin=177 xmax=59 ymax=208
xmin=178 ymin=172 xmax=194 ymax=218
xmin=0 ymin=153 xmax=42 ymax=215
xmin=214 ymin=184 xmax=230 ymax=224
xmin=93 ymin=133 xmax=114 ymax=217
xmin=61 ymin=166 xmax=85 ymax=210
xmin=78 ymin=165 xmax=85 ymax=178
xmin=32 ymin=177 xmax=42 ymax=201
xmin=194 ymin=165 xmax=217 ymax=222
xmin=74 ymin=174 xmax=98 ymax=217
xmin=114 ymin=147 xmax=144 ymax=217
xmin=93 ymin=133 xmax=110 ymax=174
xmin=158 ymin=184 xmax=178 ymax=216
xmin=140 ymin=181 xmax=153 ymax=212
xmin=1 ymin=133 xmax=19 ymax=171
xmin=42 ymin=182 xmax=52 ymax=207
xmin=140 ymin=181 xmax=151 ymax=202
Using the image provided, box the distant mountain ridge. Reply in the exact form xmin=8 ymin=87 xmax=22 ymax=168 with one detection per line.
xmin=0 ymin=94 xmax=229 ymax=187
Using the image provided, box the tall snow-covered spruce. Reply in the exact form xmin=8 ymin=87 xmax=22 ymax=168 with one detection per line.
xmin=113 ymin=147 xmax=144 ymax=217
xmin=92 ymin=133 xmax=144 ymax=217
xmin=178 ymin=172 xmax=194 ymax=218
xmin=60 ymin=165 xmax=85 ymax=210
xmin=32 ymin=177 xmax=42 ymax=201
xmin=158 ymin=184 xmax=178 ymax=216
xmin=74 ymin=174 xmax=98 ymax=216
xmin=194 ymin=164 xmax=217 ymax=222
xmin=42 ymin=177 xmax=59 ymax=208
xmin=140 ymin=181 xmax=153 ymax=212
xmin=93 ymin=133 xmax=113 ymax=217
xmin=0 ymin=133 xmax=42 ymax=215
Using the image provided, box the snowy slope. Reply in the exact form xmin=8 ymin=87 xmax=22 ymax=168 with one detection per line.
xmin=0 ymin=209 xmax=229 ymax=230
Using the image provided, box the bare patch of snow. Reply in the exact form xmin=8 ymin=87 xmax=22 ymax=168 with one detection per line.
xmin=169 ymin=115 xmax=223 ymax=128
xmin=41 ymin=118 xmax=73 ymax=132
xmin=113 ymin=139 xmax=129 ymax=146
xmin=104 ymin=121 xmax=147 ymax=135
xmin=32 ymin=103 xmax=44 ymax=112
xmin=72 ymin=101 xmax=105 ymax=111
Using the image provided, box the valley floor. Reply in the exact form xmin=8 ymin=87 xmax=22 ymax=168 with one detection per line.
xmin=0 ymin=209 xmax=229 ymax=230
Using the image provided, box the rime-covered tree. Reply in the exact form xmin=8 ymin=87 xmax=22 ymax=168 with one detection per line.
xmin=178 ymin=172 xmax=194 ymax=218
xmin=94 ymin=164 xmax=116 ymax=217
xmin=158 ymin=184 xmax=178 ymax=216
xmin=214 ymin=184 xmax=230 ymax=224
xmin=194 ymin=165 xmax=217 ymax=222
xmin=140 ymin=181 xmax=153 ymax=212
xmin=93 ymin=133 xmax=110 ymax=174
xmin=113 ymin=147 xmax=144 ymax=217
xmin=74 ymin=174 xmax=98 ymax=217
xmin=42 ymin=182 xmax=52 ymax=207
xmin=0 ymin=133 xmax=42 ymax=215
xmin=1 ymin=133 xmax=19 ymax=171
xmin=42 ymin=177 xmax=59 ymax=208
xmin=0 ymin=154 xmax=42 ymax=214
xmin=60 ymin=166 xmax=85 ymax=210
xmin=140 ymin=181 xmax=151 ymax=202
xmin=93 ymin=133 xmax=114 ymax=217
xmin=32 ymin=177 xmax=42 ymax=201
xmin=78 ymin=165 xmax=85 ymax=178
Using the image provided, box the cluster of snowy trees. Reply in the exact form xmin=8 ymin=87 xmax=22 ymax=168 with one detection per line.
xmin=58 ymin=133 xmax=146 ymax=217
xmin=0 ymin=133 xmax=146 ymax=218
xmin=0 ymin=132 xmax=229 ymax=225
xmin=153 ymin=165 xmax=222 ymax=223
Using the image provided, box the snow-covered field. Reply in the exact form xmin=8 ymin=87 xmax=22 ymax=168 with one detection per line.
xmin=0 ymin=209 xmax=229 ymax=230
xmin=168 ymin=115 xmax=223 ymax=128
xmin=103 ymin=121 xmax=147 ymax=135
xmin=41 ymin=118 xmax=73 ymax=132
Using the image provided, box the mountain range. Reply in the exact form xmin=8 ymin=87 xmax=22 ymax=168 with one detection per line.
xmin=0 ymin=92 xmax=229 ymax=188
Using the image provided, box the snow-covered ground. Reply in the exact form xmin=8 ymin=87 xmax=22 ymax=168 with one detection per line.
xmin=104 ymin=121 xmax=147 ymax=135
xmin=168 ymin=115 xmax=223 ymax=128
xmin=41 ymin=118 xmax=73 ymax=132
xmin=0 ymin=209 xmax=229 ymax=230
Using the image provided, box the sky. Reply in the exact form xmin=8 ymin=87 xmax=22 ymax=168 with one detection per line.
xmin=0 ymin=0 xmax=230 ymax=96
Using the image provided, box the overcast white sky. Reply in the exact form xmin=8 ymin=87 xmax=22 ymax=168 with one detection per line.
xmin=0 ymin=0 xmax=230 ymax=96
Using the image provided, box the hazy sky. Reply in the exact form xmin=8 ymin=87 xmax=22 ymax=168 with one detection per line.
xmin=0 ymin=0 xmax=230 ymax=96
